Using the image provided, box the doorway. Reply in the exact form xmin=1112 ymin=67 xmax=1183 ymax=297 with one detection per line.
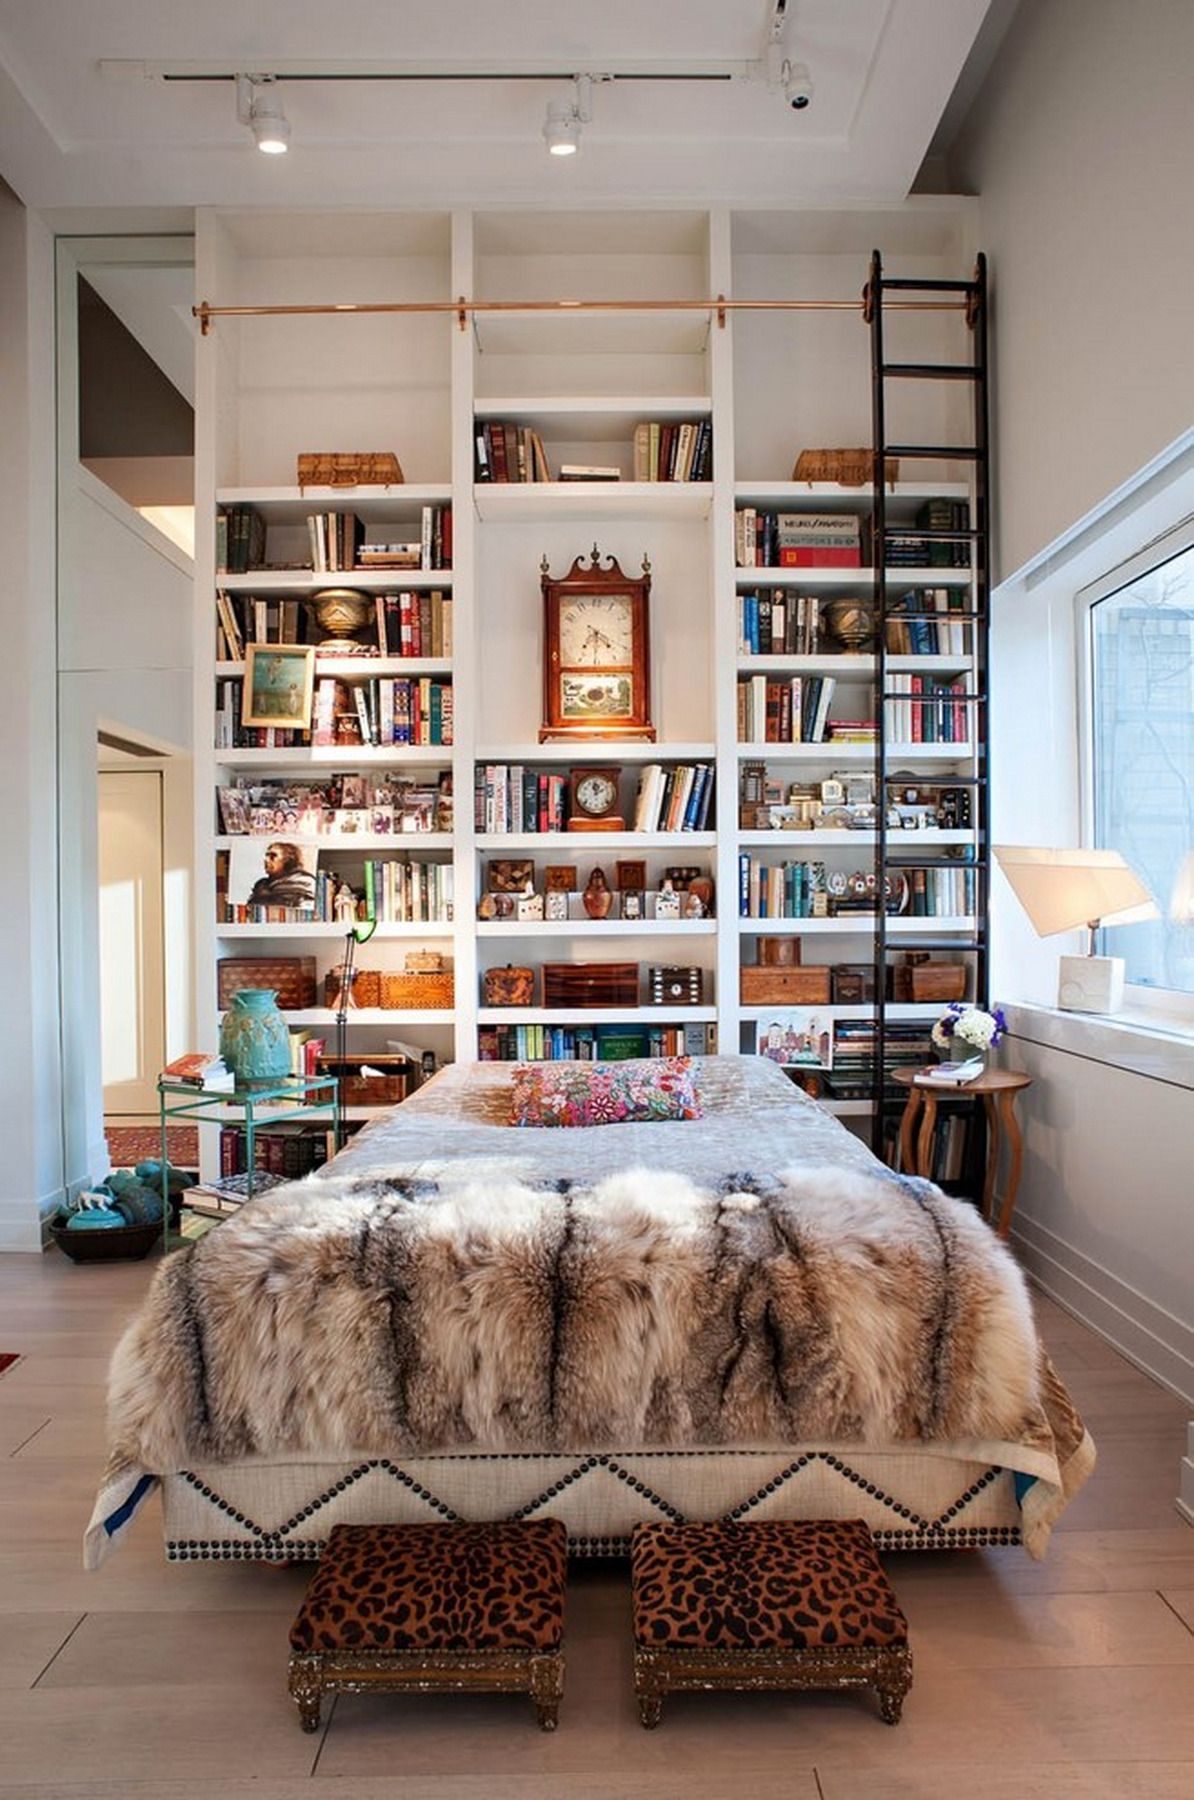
xmin=98 ymin=766 xmax=166 ymax=1117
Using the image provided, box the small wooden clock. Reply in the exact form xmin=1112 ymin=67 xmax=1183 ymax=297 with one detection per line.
xmin=540 ymin=547 xmax=655 ymax=742
xmin=567 ymin=767 xmax=624 ymax=831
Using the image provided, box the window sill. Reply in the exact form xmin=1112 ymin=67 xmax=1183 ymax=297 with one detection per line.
xmin=999 ymin=1000 xmax=1194 ymax=1092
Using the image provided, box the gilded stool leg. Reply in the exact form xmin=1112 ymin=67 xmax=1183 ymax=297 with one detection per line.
xmin=288 ymin=1653 xmax=324 ymax=1733
xmin=635 ymin=1654 xmax=664 ymax=1729
xmin=875 ymin=1647 xmax=913 ymax=1726
xmin=530 ymin=1653 xmax=564 ymax=1732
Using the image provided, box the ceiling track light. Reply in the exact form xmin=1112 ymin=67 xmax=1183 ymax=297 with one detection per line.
xmin=543 ymin=74 xmax=594 ymax=156
xmin=236 ymin=73 xmax=290 ymax=154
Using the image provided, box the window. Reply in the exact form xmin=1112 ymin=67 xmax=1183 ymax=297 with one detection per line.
xmin=1086 ymin=534 xmax=1194 ymax=1000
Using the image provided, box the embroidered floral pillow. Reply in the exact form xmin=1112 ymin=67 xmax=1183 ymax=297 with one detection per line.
xmin=508 ymin=1057 xmax=703 ymax=1128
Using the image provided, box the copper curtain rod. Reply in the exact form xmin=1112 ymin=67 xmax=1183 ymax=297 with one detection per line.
xmin=193 ymin=294 xmax=964 ymax=335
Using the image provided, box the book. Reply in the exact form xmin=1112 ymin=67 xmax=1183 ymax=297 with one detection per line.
xmin=161 ymin=1053 xmax=233 ymax=1090
xmin=915 ymin=1058 xmax=985 ymax=1086
xmin=558 ymin=464 xmax=621 ymax=481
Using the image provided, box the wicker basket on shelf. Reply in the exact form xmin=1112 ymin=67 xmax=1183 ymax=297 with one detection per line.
xmin=297 ymin=452 xmax=404 ymax=489
xmin=792 ymin=448 xmax=899 ymax=486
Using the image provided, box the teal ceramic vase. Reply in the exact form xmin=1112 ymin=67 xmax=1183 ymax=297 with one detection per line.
xmin=219 ymin=989 xmax=291 ymax=1089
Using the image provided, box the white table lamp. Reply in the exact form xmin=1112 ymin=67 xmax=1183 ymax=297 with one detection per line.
xmin=993 ymin=846 xmax=1157 ymax=1014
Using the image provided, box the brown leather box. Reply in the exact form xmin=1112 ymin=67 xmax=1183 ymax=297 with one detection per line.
xmin=219 ymin=956 xmax=317 ymax=1010
xmin=542 ymin=963 xmax=639 ymax=1008
xmin=740 ymin=965 xmax=831 ymax=1005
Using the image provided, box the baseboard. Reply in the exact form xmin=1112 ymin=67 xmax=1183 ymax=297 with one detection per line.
xmin=0 ymin=1189 xmax=63 ymax=1253
xmin=1013 ymin=1212 xmax=1194 ymax=1407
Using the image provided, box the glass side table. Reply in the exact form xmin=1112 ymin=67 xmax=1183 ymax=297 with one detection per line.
xmin=157 ymin=1074 xmax=340 ymax=1251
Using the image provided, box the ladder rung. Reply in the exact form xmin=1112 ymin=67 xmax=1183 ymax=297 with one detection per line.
xmin=883 ymin=525 xmax=983 ymax=539
xmin=882 ymin=362 xmax=981 ymax=380
xmin=885 ymin=445 xmax=982 ymax=460
xmin=879 ymin=278 xmax=978 ymax=294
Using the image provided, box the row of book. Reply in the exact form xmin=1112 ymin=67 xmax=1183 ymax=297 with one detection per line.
xmin=312 ymin=676 xmax=454 ymax=747
xmin=631 ymin=419 xmax=713 ymax=483
xmin=475 ymin=767 xmax=569 ymax=835
xmin=883 ymin=676 xmax=971 ymax=744
xmin=902 ymin=865 xmax=978 ymax=917
xmin=827 ymin=1019 xmax=936 ymax=1098
xmin=738 ymin=858 xmax=834 ymax=919
xmin=886 ymin=498 xmax=971 ymax=568
xmin=215 ymin=504 xmax=452 ymax=575
xmin=882 ymin=1110 xmax=974 ymax=1184
xmin=885 ymin=588 xmax=970 ymax=656
xmin=739 ymin=591 xmax=834 ymax=658
xmin=735 ymin=510 xmax=863 ymax=569
xmin=474 ymin=421 xmax=552 ymax=483
xmin=215 ymin=682 xmax=306 ymax=749
xmin=737 ymin=674 xmax=839 ymax=744
xmin=218 ymin=1123 xmax=332 ymax=1180
xmin=359 ymin=859 xmax=454 ymax=923
xmin=215 ymin=589 xmax=454 ymax=663
xmin=631 ymin=763 xmax=715 ymax=833
xmin=478 ymin=1022 xmax=716 ymax=1062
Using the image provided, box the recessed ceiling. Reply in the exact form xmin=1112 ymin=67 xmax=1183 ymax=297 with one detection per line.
xmin=0 ymin=1 xmax=998 ymax=211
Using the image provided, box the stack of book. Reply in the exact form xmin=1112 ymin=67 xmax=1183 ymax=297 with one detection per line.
xmin=886 ymin=498 xmax=971 ymax=569
xmin=735 ymin=510 xmax=863 ymax=568
xmin=884 ymin=675 xmax=970 ymax=743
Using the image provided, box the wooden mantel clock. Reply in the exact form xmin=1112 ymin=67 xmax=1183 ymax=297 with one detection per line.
xmin=539 ymin=546 xmax=655 ymax=742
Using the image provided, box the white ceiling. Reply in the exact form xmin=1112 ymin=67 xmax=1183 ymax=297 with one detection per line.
xmin=0 ymin=1 xmax=999 ymax=212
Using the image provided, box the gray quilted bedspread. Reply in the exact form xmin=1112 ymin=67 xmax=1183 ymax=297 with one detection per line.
xmin=325 ymin=1054 xmax=879 ymax=1186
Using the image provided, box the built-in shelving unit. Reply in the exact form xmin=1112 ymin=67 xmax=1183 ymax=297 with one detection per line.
xmin=193 ymin=199 xmax=985 ymax=1164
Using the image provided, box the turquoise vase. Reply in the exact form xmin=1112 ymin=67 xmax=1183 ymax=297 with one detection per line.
xmin=219 ymin=989 xmax=291 ymax=1090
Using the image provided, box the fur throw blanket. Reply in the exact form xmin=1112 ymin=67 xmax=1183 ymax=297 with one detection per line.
xmin=106 ymin=1163 xmax=1042 ymax=1473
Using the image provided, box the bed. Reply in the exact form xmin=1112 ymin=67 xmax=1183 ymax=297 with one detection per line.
xmin=85 ymin=1056 xmax=1094 ymax=1568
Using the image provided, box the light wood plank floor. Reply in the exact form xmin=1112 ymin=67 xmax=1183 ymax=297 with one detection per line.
xmin=0 ymin=1248 xmax=1191 ymax=1798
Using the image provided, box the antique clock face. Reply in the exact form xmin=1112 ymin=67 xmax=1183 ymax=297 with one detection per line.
xmin=567 ymin=766 xmax=624 ymax=831
xmin=540 ymin=549 xmax=655 ymax=741
xmin=574 ymin=771 xmax=619 ymax=817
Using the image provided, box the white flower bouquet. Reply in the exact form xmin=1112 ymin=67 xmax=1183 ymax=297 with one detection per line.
xmin=931 ymin=1002 xmax=1008 ymax=1053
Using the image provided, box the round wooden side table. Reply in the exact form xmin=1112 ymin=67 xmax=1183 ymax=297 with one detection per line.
xmin=891 ymin=1067 xmax=1033 ymax=1239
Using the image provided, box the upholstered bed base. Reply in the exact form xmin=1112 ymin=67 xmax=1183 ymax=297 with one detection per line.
xmin=161 ymin=1445 xmax=1022 ymax=1562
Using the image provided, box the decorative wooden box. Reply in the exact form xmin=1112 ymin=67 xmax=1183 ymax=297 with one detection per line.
xmin=324 ymin=968 xmax=382 ymax=1009
xmin=831 ymin=963 xmax=877 ymax=1004
xmin=219 ymin=956 xmax=317 ymax=1010
xmin=314 ymin=1054 xmax=412 ymax=1107
xmin=740 ymin=965 xmax=831 ymax=1005
xmin=542 ymin=963 xmax=639 ymax=1009
xmin=648 ymin=967 xmax=704 ymax=1006
xmin=380 ymin=969 xmax=454 ymax=1010
xmin=792 ymin=448 xmax=899 ymax=486
xmin=297 ymin=452 xmax=404 ymax=489
xmin=892 ymin=960 xmax=967 ymax=1003
xmin=483 ymin=965 xmax=535 ymax=1008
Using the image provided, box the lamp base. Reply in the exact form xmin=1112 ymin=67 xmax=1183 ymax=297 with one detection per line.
xmin=1058 ymin=953 xmax=1125 ymax=1014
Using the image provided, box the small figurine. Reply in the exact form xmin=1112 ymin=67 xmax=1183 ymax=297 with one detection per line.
xmin=654 ymin=878 xmax=681 ymax=921
xmin=620 ymin=890 xmax=643 ymax=921
xmin=683 ymin=888 xmax=705 ymax=919
xmin=583 ymin=867 xmax=614 ymax=919
xmin=517 ymin=882 xmax=545 ymax=921
xmin=334 ymin=879 xmax=358 ymax=924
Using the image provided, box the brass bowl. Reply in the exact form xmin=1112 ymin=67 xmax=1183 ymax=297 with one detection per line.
xmin=309 ymin=588 xmax=374 ymax=653
xmin=823 ymin=598 xmax=874 ymax=652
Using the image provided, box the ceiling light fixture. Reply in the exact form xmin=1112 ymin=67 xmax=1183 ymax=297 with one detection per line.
xmin=543 ymin=74 xmax=593 ymax=156
xmin=236 ymin=74 xmax=290 ymax=154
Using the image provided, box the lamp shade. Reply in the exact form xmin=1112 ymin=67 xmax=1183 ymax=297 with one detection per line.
xmin=993 ymin=846 xmax=1157 ymax=936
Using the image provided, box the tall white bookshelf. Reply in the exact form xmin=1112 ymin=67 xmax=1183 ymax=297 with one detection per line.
xmin=192 ymin=199 xmax=982 ymax=1154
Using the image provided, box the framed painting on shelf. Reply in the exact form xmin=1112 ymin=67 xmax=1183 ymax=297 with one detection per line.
xmin=242 ymin=643 xmax=315 ymax=728
xmin=755 ymin=1012 xmax=833 ymax=1070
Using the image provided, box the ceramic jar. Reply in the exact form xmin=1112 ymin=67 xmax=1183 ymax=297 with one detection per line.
xmin=219 ymin=989 xmax=291 ymax=1089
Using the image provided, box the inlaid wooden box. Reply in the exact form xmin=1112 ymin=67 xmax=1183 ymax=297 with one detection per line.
xmin=219 ymin=956 xmax=317 ymax=1010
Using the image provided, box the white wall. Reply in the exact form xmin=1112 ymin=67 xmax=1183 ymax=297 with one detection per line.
xmin=0 ymin=185 xmax=61 ymax=1251
xmin=953 ymin=0 xmax=1194 ymax=582
xmin=962 ymin=2 xmax=1194 ymax=1416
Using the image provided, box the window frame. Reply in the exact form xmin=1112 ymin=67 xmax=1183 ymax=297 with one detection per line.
xmin=1075 ymin=511 xmax=1194 ymax=1022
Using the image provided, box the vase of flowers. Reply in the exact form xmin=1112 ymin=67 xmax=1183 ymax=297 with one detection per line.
xmin=931 ymin=1001 xmax=1008 ymax=1067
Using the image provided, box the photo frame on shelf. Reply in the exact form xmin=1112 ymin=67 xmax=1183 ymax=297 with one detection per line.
xmin=226 ymin=838 xmax=319 ymax=912
xmin=242 ymin=643 xmax=315 ymax=729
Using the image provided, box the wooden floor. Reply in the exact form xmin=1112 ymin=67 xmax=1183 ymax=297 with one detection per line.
xmin=0 ymin=1249 xmax=1192 ymax=1799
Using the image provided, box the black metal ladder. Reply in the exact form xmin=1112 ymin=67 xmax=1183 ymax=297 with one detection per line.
xmin=865 ymin=250 xmax=991 ymax=1156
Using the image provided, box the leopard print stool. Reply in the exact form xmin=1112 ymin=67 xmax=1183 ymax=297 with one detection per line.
xmin=287 ymin=1519 xmax=567 ymax=1732
xmin=630 ymin=1518 xmax=912 ymax=1728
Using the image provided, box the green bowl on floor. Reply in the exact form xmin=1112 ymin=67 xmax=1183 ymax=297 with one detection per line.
xmin=49 ymin=1220 xmax=161 ymax=1262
